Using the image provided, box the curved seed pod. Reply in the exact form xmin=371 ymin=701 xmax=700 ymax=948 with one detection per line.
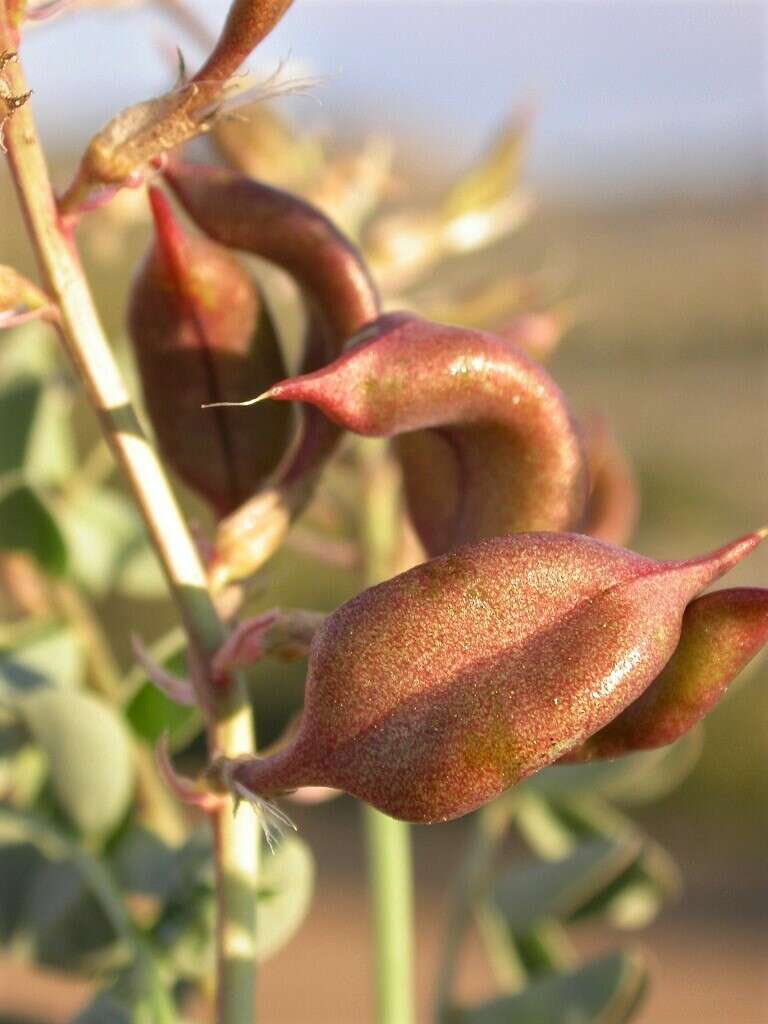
xmin=224 ymin=529 xmax=764 ymax=823
xmin=562 ymin=587 xmax=768 ymax=762
xmin=582 ymin=418 xmax=640 ymax=547
xmin=164 ymin=161 xmax=380 ymax=480
xmin=263 ymin=312 xmax=587 ymax=555
xmin=128 ymin=187 xmax=292 ymax=516
xmin=192 ymin=0 xmax=295 ymax=88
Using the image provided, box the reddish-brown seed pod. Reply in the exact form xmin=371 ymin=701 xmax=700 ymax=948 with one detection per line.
xmin=128 ymin=187 xmax=292 ymax=516
xmin=164 ymin=161 xmax=381 ymax=485
xmin=582 ymin=418 xmax=640 ymax=546
xmin=263 ymin=312 xmax=588 ymax=554
xmin=227 ymin=529 xmax=765 ymax=823
xmin=192 ymin=0 xmax=295 ymax=88
xmin=562 ymin=587 xmax=768 ymax=761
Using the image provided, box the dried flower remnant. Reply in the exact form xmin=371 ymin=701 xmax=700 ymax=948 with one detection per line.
xmin=261 ymin=312 xmax=587 ymax=555
xmin=58 ymin=0 xmax=295 ymax=211
xmin=220 ymin=530 xmax=765 ymax=823
xmin=0 ymin=263 xmax=55 ymax=326
xmin=0 ymin=50 xmax=31 ymax=150
xmin=128 ymin=187 xmax=292 ymax=515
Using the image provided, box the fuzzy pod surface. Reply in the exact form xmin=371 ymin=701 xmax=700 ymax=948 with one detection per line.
xmin=263 ymin=312 xmax=588 ymax=555
xmin=128 ymin=188 xmax=292 ymax=516
xmin=563 ymin=586 xmax=768 ymax=760
xmin=231 ymin=529 xmax=765 ymax=823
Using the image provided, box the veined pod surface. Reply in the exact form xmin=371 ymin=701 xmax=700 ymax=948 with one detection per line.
xmin=263 ymin=312 xmax=588 ymax=555
xmin=128 ymin=187 xmax=292 ymax=516
xmin=229 ymin=529 xmax=765 ymax=823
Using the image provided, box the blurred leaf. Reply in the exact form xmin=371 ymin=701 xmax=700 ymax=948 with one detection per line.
xmin=571 ymin=845 xmax=680 ymax=931
xmin=0 ymin=480 xmax=67 ymax=575
xmin=0 ymin=378 xmax=42 ymax=477
xmin=125 ymin=682 xmax=201 ymax=750
xmin=61 ymin=486 xmax=164 ymax=598
xmin=72 ymin=956 xmax=173 ymax=1024
xmin=514 ymin=920 xmax=574 ymax=978
xmin=527 ymin=732 xmax=702 ymax=805
xmin=548 ymin=798 xmax=681 ymax=931
xmin=0 ymin=623 xmax=83 ymax=695
xmin=23 ymin=859 xmax=118 ymax=970
xmin=124 ymin=629 xmax=201 ymax=748
xmin=152 ymin=829 xmax=214 ymax=979
xmin=25 ymin=387 xmax=77 ymax=487
xmin=0 ymin=322 xmax=60 ymax=379
xmin=442 ymin=115 xmax=528 ymax=220
xmin=494 ymin=837 xmax=640 ymax=934
xmin=114 ymin=543 xmax=165 ymax=600
xmin=17 ymin=689 xmax=135 ymax=835
xmin=111 ymin=827 xmax=177 ymax=900
xmin=0 ymin=842 xmax=47 ymax=944
xmin=0 ymin=375 xmax=75 ymax=487
xmin=450 ymin=950 xmax=647 ymax=1024
xmin=256 ymin=834 xmax=315 ymax=961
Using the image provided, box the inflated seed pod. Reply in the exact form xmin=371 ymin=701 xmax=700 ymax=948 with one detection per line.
xmin=164 ymin=161 xmax=381 ymax=486
xmin=226 ymin=529 xmax=765 ymax=823
xmin=128 ymin=187 xmax=292 ymax=516
xmin=262 ymin=311 xmax=588 ymax=555
xmin=562 ymin=587 xmax=768 ymax=761
xmin=582 ymin=418 xmax=640 ymax=546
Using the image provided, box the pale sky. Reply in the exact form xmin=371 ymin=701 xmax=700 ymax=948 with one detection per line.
xmin=17 ymin=0 xmax=767 ymax=199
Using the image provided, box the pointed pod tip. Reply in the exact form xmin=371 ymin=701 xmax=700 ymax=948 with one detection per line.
xmin=201 ymin=388 xmax=274 ymax=410
xmin=690 ymin=528 xmax=768 ymax=585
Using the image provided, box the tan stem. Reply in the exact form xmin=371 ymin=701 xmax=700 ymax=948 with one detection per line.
xmin=0 ymin=17 xmax=258 ymax=1022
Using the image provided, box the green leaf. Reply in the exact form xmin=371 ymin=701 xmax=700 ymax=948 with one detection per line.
xmin=494 ymin=838 xmax=640 ymax=934
xmin=450 ymin=950 xmax=647 ymax=1024
xmin=0 ymin=624 xmax=84 ymax=695
xmin=571 ymin=846 xmax=680 ymax=931
xmin=124 ymin=629 xmax=201 ymax=748
xmin=0 ymin=842 xmax=47 ymax=943
xmin=256 ymin=835 xmax=315 ymax=961
xmin=0 ymin=480 xmax=67 ymax=575
xmin=111 ymin=827 xmax=177 ymax=900
xmin=0 ymin=378 xmax=43 ymax=477
xmin=527 ymin=731 xmax=702 ymax=805
xmin=60 ymin=484 xmax=165 ymax=600
xmin=24 ymin=387 xmax=77 ymax=487
xmin=17 ymin=689 xmax=135 ymax=835
xmin=72 ymin=956 xmax=174 ymax=1024
xmin=545 ymin=797 xmax=681 ymax=930
xmin=23 ymin=859 xmax=118 ymax=970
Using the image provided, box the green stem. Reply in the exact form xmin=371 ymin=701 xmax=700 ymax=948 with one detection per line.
xmin=0 ymin=20 xmax=257 ymax=1022
xmin=358 ymin=439 xmax=415 ymax=1024
xmin=363 ymin=804 xmax=415 ymax=1024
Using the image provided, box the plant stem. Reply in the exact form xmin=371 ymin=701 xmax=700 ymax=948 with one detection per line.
xmin=358 ymin=439 xmax=415 ymax=1024
xmin=0 ymin=21 xmax=258 ymax=1022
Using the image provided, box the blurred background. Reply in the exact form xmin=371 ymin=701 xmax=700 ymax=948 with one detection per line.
xmin=1 ymin=2 xmax=766 ymax=1022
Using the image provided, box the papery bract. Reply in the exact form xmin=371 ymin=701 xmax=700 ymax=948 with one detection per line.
xmin=263 ymin=312 xmax=587 ymax=555
xmin=225 ymin=529 xmax=765 ymax=823
xmin=563 ymin=587 xmax=768 ymax=761
xmin=128 ymin=187 xmax=291 ymax=515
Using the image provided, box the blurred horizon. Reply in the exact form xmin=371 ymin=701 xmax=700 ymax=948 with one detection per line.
xmin=17 ymin=0 xmax=767 ymax=202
